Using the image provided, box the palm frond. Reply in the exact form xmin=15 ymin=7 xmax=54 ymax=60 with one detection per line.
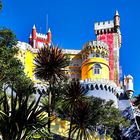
xmin=34 ymin=45 xmax=69 ymax=83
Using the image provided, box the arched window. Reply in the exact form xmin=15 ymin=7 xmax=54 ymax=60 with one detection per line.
xmin=96 ymin=53 xmax=100 ymax=57
xmin=93 ymin=64 xmax=102 ymax=74
xmin=101 ymin=52 xmax=105 ymax=58
xmin=96 ymin=50 xmax=100 ymax=57
xmin=89 ymin=53 xmax=93 ymax=58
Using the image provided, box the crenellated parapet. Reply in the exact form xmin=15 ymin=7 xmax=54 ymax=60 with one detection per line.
xmin=81 ymin=78 xmax=117 ymax=90
xmin=62 ymin=49 xmax=81 ymax=54
xmin=17 ymin=41 xmax=38 ymax=53
xmin=83 ymin=40 xmax=109 ymax=50
xmin=29 ymin=25 xmax=52 ymax=48
xmin=82 ymin=40 xmax=109 ymax=61
xmin=94 ymin=20 xmax=114 ymax=34
xmin=36 ymin=33 xmax=48 ymax=40
xmin=80 ymin=78 xmax=118 ymax=107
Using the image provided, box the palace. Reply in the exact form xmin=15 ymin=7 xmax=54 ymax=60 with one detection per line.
xmin=16 ymin=11 xmax=133 ymax=106
xmin=16 ymin=11 xmax=140 ymax=139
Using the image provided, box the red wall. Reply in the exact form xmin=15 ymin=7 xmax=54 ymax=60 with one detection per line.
xmin=97 ymin=33 xmax=114 ymax=81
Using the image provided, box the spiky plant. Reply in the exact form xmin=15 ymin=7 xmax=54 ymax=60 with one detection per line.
xmin=0 ymin=78 xmax=49 ymax=140
xmin=63 ymin=80 xmax=87 ymax=112
xmin=34 ymin=45 xmax=68 ymax=83
xmin=71 ymin=101 xmax=94 ymax=140
xmin=62 ymin=79 xmax=87 ymax=139
xmin=34 ymin=45 xmax=69 ymax=133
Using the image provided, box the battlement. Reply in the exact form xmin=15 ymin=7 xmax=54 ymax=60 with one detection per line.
xmin=83 ymin=40 xmax=109 ymax=50
xmin=17 ymin=41 xmax=38 ymax=53
xmin=80 ymin=78 xmax=118 ymax=107
xmin=17 ymin=42 xmax=82 ymax=55
xmin=94 ymin=20 xmax=114 ymax=32
xmin=80 ymin=78 xmax=117 ymax=89
xmin=17 ymin=41 xmax=33 ymax=51
xmin=36 ymin=33 xmax=47 ymax=40
xmin=62 ymin=49 xmax=81 ymax=54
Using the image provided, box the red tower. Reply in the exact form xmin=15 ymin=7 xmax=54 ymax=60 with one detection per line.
xmin=94 ymin=11 xmax=121 ymax=85
xmin=29 ymin=25 xmax=52 ymax=49
xmin=47 ymin=28 xmax=52 ymax=44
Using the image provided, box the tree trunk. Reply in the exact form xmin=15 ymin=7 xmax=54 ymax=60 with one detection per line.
xmin=68 ymin=116 xmax=73 ymax=140
xmin=48 ymin=83 xmax=52 ymax=133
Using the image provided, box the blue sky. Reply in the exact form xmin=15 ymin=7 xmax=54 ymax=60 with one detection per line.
xmin=0 ymin=0 xmax=140 ymax=95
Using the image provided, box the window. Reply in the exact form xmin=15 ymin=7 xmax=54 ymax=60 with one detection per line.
xmin=93 ymin=64 xmax=102 ymax=74
xmin=96 ymin=50 xmax=100 ymax=57
xmin=101 ymin=52 xmax=105 ymax=58
xmin=96 ymin=53 xmax=100 ymax=57
xmin=89 ymin=54 xmax=92 ymax=58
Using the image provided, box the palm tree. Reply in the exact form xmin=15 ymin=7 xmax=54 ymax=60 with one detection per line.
xmin=71 ymin=101 xmax=94 ymax=140
xmin=34 ymin=45 xmax=69 ymax=133
xmin=70 ymin=97 xmax=108 ymax=140
xmin=61 ymin=79 xmax=87 ymax=139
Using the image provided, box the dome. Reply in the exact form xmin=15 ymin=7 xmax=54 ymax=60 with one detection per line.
xmin=127 ymin=75 xmax=133 ymax=79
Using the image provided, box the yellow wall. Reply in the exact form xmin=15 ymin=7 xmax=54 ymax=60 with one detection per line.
xmin=17 ymin=48 xmax=109 ymax=82
xmin=81 ymin=58 xmax=109 ymax=81
xmin=18 ymin=49 xmax=81 ymax=82
xmin=66 ymin=53 xmax=81 ymax=79
xmin=17 ymin=49 xmax=36 ymax=80
xmin=24 ymin=50 xmax=34 ymax=79
xmin=51 ymin=117 xmax=112 ymax=140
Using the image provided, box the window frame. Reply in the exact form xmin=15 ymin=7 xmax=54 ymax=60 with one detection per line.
xmin=93 ymin=63 xmax=102 ymax=75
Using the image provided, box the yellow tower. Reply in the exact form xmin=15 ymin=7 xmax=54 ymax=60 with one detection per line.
xmin=81 ymin=41 xmax=109 ymax=81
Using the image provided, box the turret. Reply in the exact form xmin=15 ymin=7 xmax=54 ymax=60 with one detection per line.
xmin=32 ymin=24 xmax=36 ymax=39
xmin=47 ymin=28 xmax=52 ymax=44
xmin=114 ymin=10 xmax=120 ymax=28
xmin=81 ymin=40 xmax=109 ymax=81
xmin=32 ymin=24 xmax=37 ymax=48
xmin=124 ymin=75 xmax=134 ymax=98
xmin=94 ymin=11 xmax=122 ymax=85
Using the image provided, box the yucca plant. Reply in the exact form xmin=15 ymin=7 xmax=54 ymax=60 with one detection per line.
xmin=71 ymin=101 xmax=94 ymax=140
xmin=34 ymin=45 xmax=68 ymax=83
xmin=0 ymin=28 xmax=49 ymax=140
xmin=0 ymin=78 xmax=49 ymax=140
xmin=70 ymin=97 xmax=106 ymax=140
xmin=34 ymin=45 xmax=69 ymax=133
xmin=61 ymin=79 xmax=87 ymax=139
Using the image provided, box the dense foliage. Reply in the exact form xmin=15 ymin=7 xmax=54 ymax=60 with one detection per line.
xmin=55 ymin=80 xmax=129 ymax=140
xmin=0 ymin=29 xmax=49 ymax=140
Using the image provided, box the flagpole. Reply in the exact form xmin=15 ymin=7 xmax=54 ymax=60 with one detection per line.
xmin=46 ymin=14 xmax=48 ymax=33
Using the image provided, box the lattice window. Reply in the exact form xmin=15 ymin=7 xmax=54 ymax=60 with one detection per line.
xmin=93 ymin=64 xmax=102 ymax=74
